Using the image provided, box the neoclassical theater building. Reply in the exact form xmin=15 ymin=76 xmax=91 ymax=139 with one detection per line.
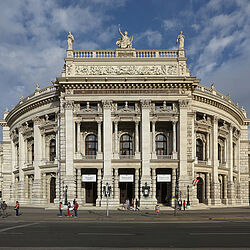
xmin=0 ymin=28 xmax=249 ymax=208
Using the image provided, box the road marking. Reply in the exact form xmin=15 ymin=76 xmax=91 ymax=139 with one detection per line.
xmin=78 ymin=233 xmax=136 ymax=236
xmin=0 ymin=223 xmax=38 ymax=233
xmin=190 ymin=232 xmax=250 ymax=235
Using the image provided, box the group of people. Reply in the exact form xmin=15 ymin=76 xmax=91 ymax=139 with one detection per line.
xmin=59 ymin=199 xmax=79 ymax=217
xmin=0 ymin=200 xmax=20 ymax=218
xmin=178 ymin=199 xmax=187 ymax=211
xmin=123 ymin=198 xmax=139 ymax=211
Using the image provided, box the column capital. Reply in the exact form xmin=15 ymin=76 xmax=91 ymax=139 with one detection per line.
xmin=102 ymin=100 xmax=113 ymax=109
xmin=172 ymin=120 xmax=178 ymax=125
xmin=33 ymin=116 xmax=42 ymax=126
xmin=213 ymin=116 xmax=219 ymax=123
xmin=140 ymin=99 xmax=151 ymax=108
xmin=178 ymin=99 xmax=189 ymax=108
xmin=64 ymin=100 xmax=74 ymax=110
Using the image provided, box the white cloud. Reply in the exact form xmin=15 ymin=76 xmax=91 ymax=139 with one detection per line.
xmin=136 ymin=30 xmax=162 ymax=47
xmin=163 ymin=19 xmax=177 ymax=31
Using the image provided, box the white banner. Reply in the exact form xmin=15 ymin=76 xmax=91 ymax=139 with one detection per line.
xmin=157 ymin=174 xmax=171 ymax=182
xmin=82 ymin=174 xmax=96 ymax=182
xmin=119 ymin=174 xmax=134 ymax=182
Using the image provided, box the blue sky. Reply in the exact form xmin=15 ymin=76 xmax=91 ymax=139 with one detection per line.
xmin=0 ymin=0 xmax=250 ymax=140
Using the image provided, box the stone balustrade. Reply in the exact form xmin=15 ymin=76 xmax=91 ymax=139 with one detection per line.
xmin=72 ymin=49 xmax=179 ymax=59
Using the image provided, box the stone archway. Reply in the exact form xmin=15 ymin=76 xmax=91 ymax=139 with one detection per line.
xmin=197 ymin=177 xmax=204 ymax=203
xmin=50 ymin=177 xmax=56 ymax=203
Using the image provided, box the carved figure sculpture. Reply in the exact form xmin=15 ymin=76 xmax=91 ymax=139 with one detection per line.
xmin=67 ymin=32 xmax=74 ymax=50
xmin=176 ymin=31 xmax=185 ymax=50
xmin=116 ymin=24 xmax=133 ymax=49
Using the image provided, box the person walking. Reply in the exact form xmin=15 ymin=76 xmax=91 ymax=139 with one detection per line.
xmin=131 ymin=198 xmax=135 ymax=211
xmin=1 ymin=201 xmax=7 ymax=218
xmin=178 ymin=199 xmax=182 ymax=210
xmin=15 ymin=201 xmax=20 ymax=216
xmin=74 ymin=200 xmax=79 ymax=217
xmin=67 ymin=202 xmax=72 ymax=217
xmin=59 ymin=202 xmax=63 ymax=217
xmin=125 ymin=198 xmax=130 ymax=210
xmin=183 ymin=200 xmax=186 ymax=211
xmin=135 ymin=198 xmax=140 ymax=211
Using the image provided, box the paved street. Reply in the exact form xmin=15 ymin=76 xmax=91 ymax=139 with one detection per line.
xmin=1 ymin=206 xmax=250 ymax=249
xmin=0 ymin=220 xmax=250 ymax=249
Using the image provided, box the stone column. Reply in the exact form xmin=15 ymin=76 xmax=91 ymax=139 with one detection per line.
xmin=102 ymin=100 xmax=116 ymax=205
xmin=64 ymin=101 xmax=75 ymax=201
xmin=135 ymin=168 xmax=139 ymax=200
xmin=77 ymin=121 xmax=81 ymax=154
xmin=211 ymin=116 xmax=220 ymax=204
xmin=42 ymin=173 xmax=46 ymax=200
xmin=114 ymin=169 xmax=119 ymax=203
xmin=96 ymin=168 xmax=102 ymax=206
xmin=227 ymin=124 xmax=234 ymax=204
xmin=237 ymin=138 xmax=241 ymax=202
xmin=25 ymin=175 xmax=29 ymax=199
xmin=76 ymin=169 xmax=82 ymax=204
xmin=206 ymin=133 xmax=210 ymax=161
xmin=113 ymin=121 xmax=119 ymax=159
xmin=152 ymin=168 xmax=156 ymax=200
xmin=32 ymin=117 xmax=43 ymax=204
xmin=151 ymin=121 xmax=157 ymax=159
xmin=42 ymin=133 xmax=46 ymax=162
xmin=140 ymin=100 xmax=155 ymax=207
xmin=222 ymin=175 xmax=228 ymax=204
xmin=97 ymin=121 xmax=102 ymax=159
xmin=135 ymin=121 xmax=140 ymax=159
xmin=205 ymin=173 xmax=211 ymax=205
xmin=29 ymin=177 xmax=33 ymax=199
xmin=171 ymin=169 xmax=176 ymax=207
xmin=172 ymin=121 xmax=177 ymax=159
xmin=18 ymin=127 xmax=25 ymax=203
xmin=178 ymin=99 xmax=189 ymax=201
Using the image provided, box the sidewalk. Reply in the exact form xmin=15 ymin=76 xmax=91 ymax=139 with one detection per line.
xmin=1 ymin=206 xmax=250 ymax=222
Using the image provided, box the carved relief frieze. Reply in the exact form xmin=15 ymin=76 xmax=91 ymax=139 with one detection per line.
xmin=74 ymin=64 xmax=178 ymax=76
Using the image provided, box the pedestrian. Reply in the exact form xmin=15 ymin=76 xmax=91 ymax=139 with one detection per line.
xmin=1 ymin=201 xmax=7 ymax=218
xmin=131 ymin=198 xmax=135 ymax=211
xmin=74 ymin=200 xmax=79 ymax=217
xmin=178 ymin=199 xmax=182 ymax=210
xmin=135 ymin=198 xmax=140 ymax=211
xmin=183 ymin=200 xmax=186 ymax=211
xmin=59 ymin=202 xmax=63 ymax=217
xmin=73 ymin=198 xmax=76 ymax=206
xmin=125 ymin=198 xmax=130 ymax=210
xmin=15 ymin=201 xmax=20 ymax=216
xmin=67 ymin=202 xmax=72 ymax=217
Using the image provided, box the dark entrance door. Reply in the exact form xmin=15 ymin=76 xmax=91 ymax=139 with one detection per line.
xmin=119 ymin=182 xmax=133 ymax=204
xmin=197 ymin=177 xmax=203 ymax=203
xmin=156 ymin=182 xmax=171 ymax=205
xmin=50 ymin=177 xmax=56 ymax=203
xmin=85 ymin=182 xmax=97 ymax=204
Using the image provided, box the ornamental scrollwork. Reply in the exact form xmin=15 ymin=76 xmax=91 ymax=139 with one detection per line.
xmin=102 ymin=100 xmax=113 ymax=109
xmin=64 ymin=100 xmax=74 ymax=110
xmin=178 ymin=99 xmax=189 ymax=108
xmin=140 ymin=99 xmax=151 ymax=109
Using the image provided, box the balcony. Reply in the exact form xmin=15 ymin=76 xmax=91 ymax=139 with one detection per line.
xmin=156 ymin=155 xmax=173 ymax=160
xmin=119 ymin=154 xmax=135 ymax=160
xmin=82 ymin=155 xmax=97 ymax=160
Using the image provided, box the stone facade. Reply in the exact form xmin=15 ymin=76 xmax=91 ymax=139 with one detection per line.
xmin=0 ymin=30 xmax=249 ymax=208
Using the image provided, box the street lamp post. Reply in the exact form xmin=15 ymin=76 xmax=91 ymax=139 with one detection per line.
xmin=187 ymin=185 xmax=190 ymax=206
xmin=64 ymin=185 xmax=68 ymax=205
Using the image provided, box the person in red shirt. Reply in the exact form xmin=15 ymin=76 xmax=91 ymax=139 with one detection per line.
xmin=74 ymin=201 xmax=79 ymax=217
xmin=15 ymin=201 xmax=20 ymax=216
xmin=59 ymin=202 xmax=62 ymax=217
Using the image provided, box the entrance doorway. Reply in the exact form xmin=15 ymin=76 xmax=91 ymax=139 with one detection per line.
xmin=156 ymin=182 xmax=171 ymax=205
xmin=119 ymin=182 xmax=133 ymax=204
xmin=197 ymin=177 xmax=203 ymax=203
xmin=50 ymin=177 xmax=56 ymax=203
xmin=85 ymin=182 xmax=97 ymax=204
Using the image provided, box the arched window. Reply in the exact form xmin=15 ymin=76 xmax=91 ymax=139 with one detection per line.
xmin=49 ymin=139 xmax=56 ymax=161
xmin=120 ymin=134 xmax=133 ymax=156
xmin=156 ymin=134 xmax=167 ymax=155
xmin=196 ymin=139 xmax=203 ymax=161
xmin=85 ymin=134 xmax=97 ymax=156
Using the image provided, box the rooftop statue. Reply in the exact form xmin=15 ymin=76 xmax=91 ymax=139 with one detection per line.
xmin=67 ymin=32 xmax=74 ymax=50
xmin=176 ymin=31 xmax=185 ymax=50
xmin=116 ymin=24 xmax=133 ymax=49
